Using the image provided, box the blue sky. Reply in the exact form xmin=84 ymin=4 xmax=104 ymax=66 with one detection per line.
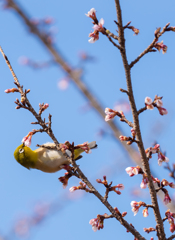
xmin=1 ymin=0 xmax=175 ymax=239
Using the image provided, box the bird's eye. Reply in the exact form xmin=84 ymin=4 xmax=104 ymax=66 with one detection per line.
xmin=19 ymin=148 xmax=24 ymax=154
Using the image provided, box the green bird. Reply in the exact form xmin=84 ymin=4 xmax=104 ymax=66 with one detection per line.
xmin=14 ymin=141 xmax=97 ymax=173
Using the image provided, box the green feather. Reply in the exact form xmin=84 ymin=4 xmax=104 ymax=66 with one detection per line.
xmin=14 ymin=144 xmax=38 ymax=170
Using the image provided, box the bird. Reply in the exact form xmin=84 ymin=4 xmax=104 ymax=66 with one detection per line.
xmin=14 ymin=141 xmax=97 ymax=173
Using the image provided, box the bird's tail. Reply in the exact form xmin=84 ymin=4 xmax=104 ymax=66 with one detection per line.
xmin=74 ymin=141 xmax=97 ymax=160
xmin=88 ymin=141 xmax=98 ymax=149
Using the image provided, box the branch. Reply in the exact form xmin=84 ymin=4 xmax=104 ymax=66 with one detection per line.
xmin=167 ymin=235 xmax=175 ymax=240
xmin=1 ymin=45 xmax=145 ymax=240
xmin=0 ymin=46 xmax=60 ymax=148
xmin=114 ymin=0 xmax=166 ymax=239
xmin=4 ymin=0 xmax=142 ymax=167
xmin=70 ymin=160 xmax=146 ymax=240
xmin=130 ymin=23 xmax=170 ymax=68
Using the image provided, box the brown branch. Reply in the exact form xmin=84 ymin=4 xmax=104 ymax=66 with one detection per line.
xmin=120 ymin=88 xmax=129 ymax=96
xmin=102 ymin=28 xmax=120 ymax=49
xmin=129 ymin=23 xmax=170 ymax=68
xmin=167 ymin=235 xmax=175 ymax=240
xmin=0 ymin=46 xmax=60 ymax=148
xmin=137 ymin=106 xmax=147 ymax=115
xmin=105 ymin=29 xmax=118 ymax=40
xmin=1 ymin=46 xmax=145 ymax=240
xmin=70 ymin=160 xmax=146 ymax=240
xmin=119 ymin=117 xmax=134 ymax=128
xmin=114 ymin=0 xmax=166 ymax=239
xmin=4 ymin=0 xmax=142 ymax=168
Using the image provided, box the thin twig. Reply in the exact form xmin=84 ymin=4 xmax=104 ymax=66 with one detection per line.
xmin=137 ymin=106 xmax=147 ymax=115
xmin=130 ymin=23 xmax=170 ymax=68
xmin=0 ymin=46 xmax=60 ymax=148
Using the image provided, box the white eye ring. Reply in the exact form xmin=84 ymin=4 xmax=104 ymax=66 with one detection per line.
xmin=19 ymin=148 xmax=24 ymax=153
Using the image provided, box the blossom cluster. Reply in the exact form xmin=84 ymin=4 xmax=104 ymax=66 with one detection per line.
xmin=145 ymin=96 xmax=168 ymax=115
xmin=104 ymin=107 xmax=123 ymax=121
xmin=130 ymin=201 xmax=148 ymax=217
xmin=165 ymin=209 xmax=175 ymax=233
xmin=86 ymin=8 xmax=105 ymax=43
xmin=119 ymin=128 xmax=136 ymax=145
xmin=96 ymin=176 xmax=124 ymax=195
xmin=145 ymin=143 xmax=169 ymax=166
xmin=58 ymin=172 xmax=72 ymax=189
xmin=89 ymin=214 xmax=107 ymax=232
xmin=154 ymin=40 xmax=167 ymax=54
xmin=69 ymin=181 xmax=87 ymax=193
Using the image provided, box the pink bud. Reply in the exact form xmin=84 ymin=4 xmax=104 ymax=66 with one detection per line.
xmin=145 ymin=97 xmax=153 ymax=105
xmin=142 ymin=208 xmax=149 ymax=217
xmin=158 ymin=107 xmax=168 ymax=115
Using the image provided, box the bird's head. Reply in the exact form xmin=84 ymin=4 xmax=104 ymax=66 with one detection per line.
xmin=14 ymin=143 xmax=37 ymax=169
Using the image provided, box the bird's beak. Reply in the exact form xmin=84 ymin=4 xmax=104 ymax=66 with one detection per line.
xmin=22 ymin=142 xmax=25 ymax=147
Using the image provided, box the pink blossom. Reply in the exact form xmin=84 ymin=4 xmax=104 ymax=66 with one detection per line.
xmin=22 ymin=132 xmax=33 ymax=147
xmin=131 ymin=128 xmax=136 ymax=137
xmin=116 ymin=183 xmax=125 ymax=190
xmin=145 ymin=97 xmax=153 ymax=105
xmin=89 ymin=216 xmax=104 ymax=231
xmin=119 ymin=135 xmax=127 ymax=141
xmin=158 ymin=152 xmax=169 ymax=166
xmin=4 ymin=88 xmax=19 ymax=93
xmin=58 ymin=172 xmax=70 ymax=189
xmin=145 ymin=97 xmax=154 ymax=110
xmin=125 ymin=166 xmax=140 ymax=177
xmin=88 ymin=31 xmax=99 ymax=43
xmin=130 ymin=201 xmax=138 ymax=207
xmin=152 ymin=144 xmax=160 ymax=151
xmin=146 ymin=104 xmax=154 ymax=110
xmin=155 ymin=99 xmax=163 ymax=107
xmin=85 ymin=8 xmax=96 ymax=20
xmin=131 ymin=27 xmax=139 ymax=35
xmin=142 ymin=208 xmax=149 ymax=217
xmin=158 ymin=107 xmax=168 ymax=115
xmin=161 ymin=179 xmax=169 ymax=186
xmin=69 ymin=186 xmax=77 ymax=192
xmin=89 ymin=218 xmax=98 ymax=232
xmin=96 ymin=179 xmax=103 ymax=183
xmin=130 ymin=201 xmax=140 ymax=216
xmin=169 ymin=182 xmax=175 ymax=189
xmin=170 ymin=222 xmax=175 ymax=233
xmin=93 ymin=18 xmax=104 ymax=32
xmin=140 ymin=175 xmax=148 ymax=189
xmin=164 ymin=192 xmax=171 ymax=205
xmin=104 ymin=108 xmax=117 ymax=121
xmin=154 ymin=40 xmax=167 ymax=54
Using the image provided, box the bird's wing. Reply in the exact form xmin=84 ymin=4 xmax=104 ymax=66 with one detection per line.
xmin=34 ymin=142 xmax=56 ymax=157
xmin=34 ymin=142 xmax=69 ymax=173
